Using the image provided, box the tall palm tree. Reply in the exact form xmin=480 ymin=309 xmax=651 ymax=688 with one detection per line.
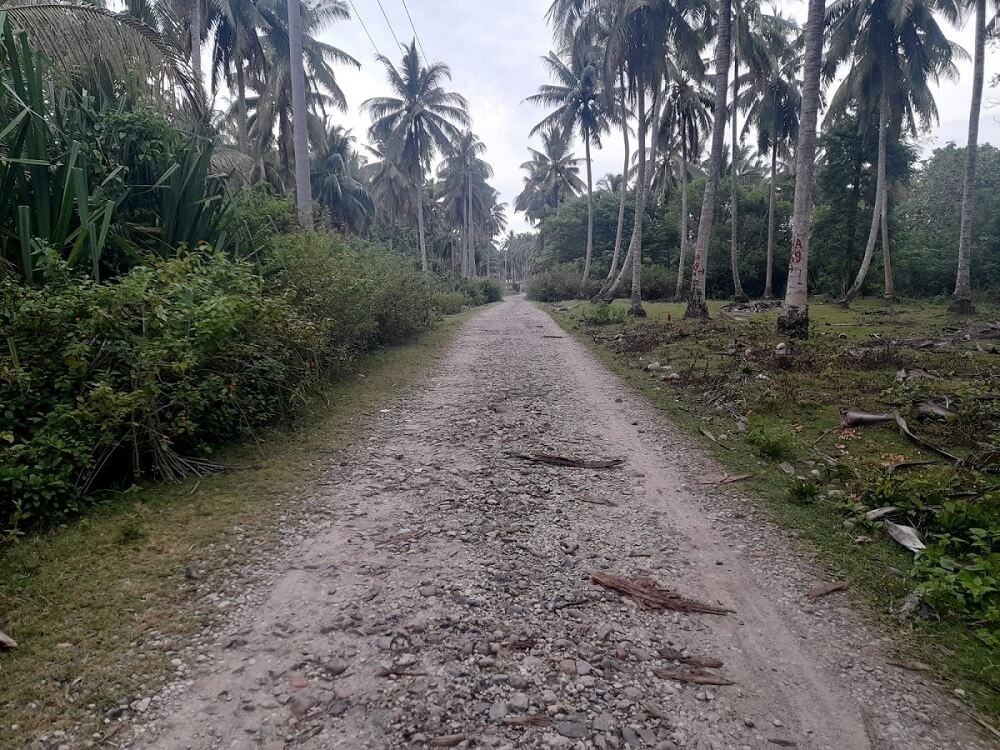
xmin=777 ymin=0 xmax=824 ymax=338
xmin=952 ymin=0 xmax=996 ymax=313
xmin=526 ymin=46 xmax=610 ymax=289
xmin=515 ymin=127 xmax=585 ymax=264
xmin=311 ymin=124 xmax=374 ymax=232
xmin=827 ymin=0 xmax=960 ymax=305
xmin=602 ymin=0 xmax=709 ymax=315
xmin=727 ymin=0 xmax=771 ymax=301
xmin=739 ymin=9 xmax=800 ymax=298
xmin=210 ymin=0 xmax=266 ymax=154
xmin=249 ymin=0 xmax=358 ymax=201
xmin=364 ymin=138 xmax=414 ymax=224
xmin=662 ymin=72 xmax=712 ymax=299
xmin=685 ymin=0 xmax=732 ymax=319
xmin=364 ymin=41 xmax=470 ymax=272
xmin=439 ymin=131 xmax=494 ymax=277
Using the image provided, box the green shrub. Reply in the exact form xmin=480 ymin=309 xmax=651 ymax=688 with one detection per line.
xmin=432 ymin=291 xmax=466 ymax=315
xmin=472 ymin=277 xmax=504 ymax=303
xmin=641 ymin=264 xmax=675 ymax=300
xmin=580 ymin=303 xmax=627 ymax=326
xmin=2 ymin=234 xmax=437 ymax=530
xmin=746 ymin=417 xmax=795 ymax=460
xmin=526 ymin=264 xmax=602 ymax=302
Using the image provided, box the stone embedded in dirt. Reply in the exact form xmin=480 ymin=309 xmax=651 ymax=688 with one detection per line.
xmin=288 ymin=675 xmax=308 ymax=689
xmin=130 ymin=698 xmax=151 ymax=714
xmin=370 ymin=708 xmax=398 ymax=730
xmin=488 ymin=702 xmax=509 ymax=721
xmin=556 ymin=720 xmax=589 ymax=739
xmin=324 ymin=657 xmax=351 ymax=676
xmin=558 ymin=658 xmax=577 ymax=676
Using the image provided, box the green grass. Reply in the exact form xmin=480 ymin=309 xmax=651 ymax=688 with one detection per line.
xmin=547 ymin=297 xmax=1000 ymax=723
xmin=0 ymin=309 xmax=479 ymax=749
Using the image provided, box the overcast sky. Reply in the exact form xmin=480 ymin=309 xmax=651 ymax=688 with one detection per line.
xmin=317 ymin=0 xmax=1000 ymax=234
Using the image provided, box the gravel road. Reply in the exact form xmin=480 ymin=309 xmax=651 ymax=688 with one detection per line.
xmin=126 ymin=297 xmax=989 ymax=750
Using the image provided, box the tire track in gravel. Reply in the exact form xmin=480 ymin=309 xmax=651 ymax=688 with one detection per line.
xmin=125 ymin=297 xmax=988 ymax=750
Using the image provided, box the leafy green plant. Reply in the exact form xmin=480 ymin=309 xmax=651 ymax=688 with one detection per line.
xmin=432 ymin=291 xmax=466 ymax=315
xmin=746 ymin=417 xmax=795 ymax=460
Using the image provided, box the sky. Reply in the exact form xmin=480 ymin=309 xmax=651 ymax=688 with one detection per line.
xmin=317 ymin=0 xmax=1000 ymax=234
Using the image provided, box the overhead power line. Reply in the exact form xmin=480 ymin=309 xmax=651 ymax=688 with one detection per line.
xmin=375 ymin=0 xmax=403 ymax=51
xmin=398 ymin=0 xmax=428 ymax=60
xmin=347 ymin=0 xmax=380 ymax=56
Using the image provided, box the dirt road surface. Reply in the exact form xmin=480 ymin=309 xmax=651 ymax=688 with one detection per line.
xmin=126 ymin=298 xmax=989 ymax=750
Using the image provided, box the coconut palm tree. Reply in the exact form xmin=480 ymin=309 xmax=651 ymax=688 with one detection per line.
xmin=952 ymin=0 xmax=997 ymax=313
xmin=602 ymin=0 xmax=710 ymax=315
xmin=364 ymin=138 xmax=413 ymax=225
xmin=364 ymin=41 xmax=470 ymax=272
xmin=210 ymin=0 xmax=266 ymax=154
xmin=526 ymin=46 xmax=610 ymax=289
xmin=738 ymin=9 xmax=800 ymax=298
xmin=311 ymin=124 xmax=374 ymax=233
xmin=439 ymin=131 xmax=494 ymax=277
xmin=727 ymin=0 xmax=771 ymax=301
xmin=776 ymin=0 xmax=824 ymax=338
xmin=826 ymin=0 xmax=960 ymax=305
xmin=515 ymin=127 xmax=584 ymax=265
xmin=685 ymin=0 xmax=732 ymax=319
xmin=662 ymin=72 xmax=712 ymax=299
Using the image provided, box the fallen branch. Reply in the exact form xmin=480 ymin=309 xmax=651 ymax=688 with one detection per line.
xmin=893 ymin=413 xmax=960 ymax=463
xmin=913 ymin=401 xmax=958 ymax=421
xmin=841 ymin=409 xmax=895 ymax=427
xmin=0 ymin=631 xmax=16 ymax=650
xmin=888 ymin=460 xmax=943 ymax=474
xmin=507 ymin=452 xmax=625 ymax=469
xmin=579 ymin=494 xmax=618 ymax=507
xmin=591 ymin=571 xmax=733 ymax=615
xmin=654 ymin=667 xmax=734 ymax=686
xmin=806 ymin=580 xmax=851 ymax=599
xmin=505 ymin=714 xmax=553 ymax=727
xmin=657 ymin=646 xmax=723 ymax=668
xmin=429 ymin=735 xmax=467 ymax=747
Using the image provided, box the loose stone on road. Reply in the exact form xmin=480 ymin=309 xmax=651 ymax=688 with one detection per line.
xmin=128 ymin=297 xmax=988 ymax=749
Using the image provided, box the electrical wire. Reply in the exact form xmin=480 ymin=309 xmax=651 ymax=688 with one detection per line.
xmin=347 ymin=0 xmax=381 ymax=55
xmin=374 ymin=0 xmax=403 ymax=51
xmin=398 ymin=0 xmax=428 ymax=60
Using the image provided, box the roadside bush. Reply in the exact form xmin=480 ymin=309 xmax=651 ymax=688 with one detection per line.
xmin=580 ymin=303 xmax=628 ymax=326
xmin=641 ymin=264 xmax=675 ymax=300
xmin=471 ymin=277 xmax=504 ymax=304
xmin=526 ymin=264 xmax=602 ymax=302
xmin=746 ymin=417 xmax=795 ymax=460
xmin=2 ymin=234 xmax=437 ymax=530
xmin=433 ymin=291 xmax=466 ymax=315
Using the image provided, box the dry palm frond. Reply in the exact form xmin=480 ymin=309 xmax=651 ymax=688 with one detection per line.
xmin=1 ymin=1 xmax=200 ymax=111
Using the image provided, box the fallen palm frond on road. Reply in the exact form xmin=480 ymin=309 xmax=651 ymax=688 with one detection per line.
xmin=590 ymin=571 xmax=734 ymax=615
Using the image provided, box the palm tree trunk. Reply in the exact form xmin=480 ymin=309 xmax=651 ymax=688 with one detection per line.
xmin=604 ymin=87 xmax=649 ymax=305
xmin=581 ymin=125 xmax=595 ymax=291
xmin=416 ymin=177 xmax=428 ymax=272
xmin=764 ymin=141 xmax=777 ymax=298
xmin=952 ymin=0 xmax=984 ymax=314
xmin=675 ymin=144 xmax=689 ymax=300
xmin=730 ymin=55 xmax=746 ymax=301
xmin=685 ymin=0 xmax=732 ymax=319
xmin=190 ymin=0 xmax=202 ymax=88
xmin=236 ymin=61 xmax=249 ymax=156
xmin=777 ymin=0 xmax=824 ymax=338
xmin=882 ymin=186 xmax=894 ymax=299
xmin=607 ymin=74 xmax=629 ymax=281
xmin=842 ymin=93 xmax=888 ymax=305
xmin=287 ymin=0 xmax=312 ymax=230
xmin=627 ymin=85 xmax=648 ymax=316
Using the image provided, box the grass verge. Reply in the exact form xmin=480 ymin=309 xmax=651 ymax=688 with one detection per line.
xmin=546 ymin=298 xmax=1000 ymax=724
xmin=0 ymin=309 xmax=480 ymax=749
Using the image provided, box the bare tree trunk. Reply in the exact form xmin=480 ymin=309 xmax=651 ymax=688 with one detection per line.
xmin=190 ymin=0 xmax=202 ymax=88
xmin=416 ymin=178 xmax=428 ymax=272
xmin=952 ymin=0 xmax=984 ymax=314
xmin=764 ymin=141 xmax=777 ymax=298
xmin=604 ymin=87 xmax=649 ymax=307
xmin=236 ymin=61 xmax=248 ymax=155
xmin=777 ymin=0 xmax=824 ymax=338
xmin=628 ymin=86 xmax=648 ymax=316
xmin=607 ymin=75 xmax=630 ymax=281
xmin=882 ymin=186 xmax=894 ymax=299
xmin=730 ymin=54 xmax=746 ymax=301
xmin=685 ymin=0 xmax=731 ymax=319
xmin=842 ymin=94 xmax=888 ymax=305
xmin=675 ymin=143 xmax=689 ymax=299
xmin=287 ymin=0 xmax=312 ymax=230
xmin=581 ymin=126 xmax=595 ymax=292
